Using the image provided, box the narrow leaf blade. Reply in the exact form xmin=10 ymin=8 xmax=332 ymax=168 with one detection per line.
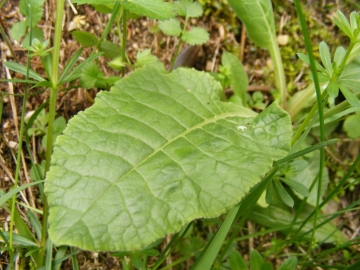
xmin=319 ymin=41 xmax=333 ymax=75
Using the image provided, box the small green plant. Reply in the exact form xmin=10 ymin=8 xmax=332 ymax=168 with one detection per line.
xmin=157 ymin=0 xmax=209 ymax=70
xmin=10 ymin=0 xmax=45 ymax=45
xmin=227 ymin=249 xmax=297 ymax=270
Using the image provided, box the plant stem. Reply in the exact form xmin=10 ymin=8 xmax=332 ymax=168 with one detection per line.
xmin=40 ymin=0 xmax=65 ymax=266
xmin=291 ymin=91 xmax=327 ymax=145
xmin=268 ymin=37 xmax=287 ymax=110
xmin=99 ymin=2 xmax=121 ymax=46
xmin=121 ymin=7 xmax=127 ymax=77
xmin=294 ymin=1 xmax=325 ymax=265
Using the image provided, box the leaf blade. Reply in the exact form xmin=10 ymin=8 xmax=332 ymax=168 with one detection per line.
xmin=45 ymin=67 xmax=292 ymax=251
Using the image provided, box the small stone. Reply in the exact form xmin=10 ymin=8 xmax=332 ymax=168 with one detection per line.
xmin=277 ymin=34 xmax=289 ymax=46
xmin=9 ymin=141 xmax=18 ymax=149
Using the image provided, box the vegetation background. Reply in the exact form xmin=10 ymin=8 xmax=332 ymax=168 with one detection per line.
xmin=0 ymin=0 xmax=359 ymax=269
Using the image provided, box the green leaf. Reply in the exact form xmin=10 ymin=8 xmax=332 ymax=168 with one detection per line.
xmin=72 ymin=31 xmax=98 ymax=47
xmin=99 ymin=40 xmax=122 ymax=58
xmin=333 ymin=10 xmax=353 ymax=39
xmin=345 ymin=259 xmax=360 ymax=270
xmin=319 ymin=41 xmax=333 ymax=75
xmin=27 ymin=210 xmax=42 ymax=240
xmin=79 ymin=62 xmax=105 ymax=89
xmin=291 ymin=152 xmax=329 ymax=206
xmin=273 ymin=179 xmax=294 ymax=208
xmin=73 ymin=0 xmax=176 ymax=20
xmin=326 ymin=81 xmax=339 ymax=98
xmin=227 ymin=0 xmax=276 ymax=49
xmin=108 ymin=57 xmax=126 ymax=70
xmin=1 ymin=232 xmax=38 ymax=247
xmin=333 ymin=46 xmax=346 ymax=68
xmin=45 ymin=66 xmax=292 ymax=251
xmin=249 ymin=204 xmax=348 ymax=245
xmin=265 ymin=180 xmax=274 ymax=204
xmin=297 ymin=53 xmax=327 ymax=74
xmin=175 ymin=0 xmax=203 ymax=18
xmin=19 ymin=0 xmax=45 ymax=27
xmin=42 ymin=116 xmax=67 ymax=148
xmin=30 ymin=163 xmax=45 ymax=181
xmin=339 ymin=56 xmax=360 ymax=92
xmin=229 ymin=250 xmax=247 ymax=270
xmin=60 ymin=52 xmax=103 ymax=83
xmin=181 ymin=27 xmax=209 ymax=45
xmin=4 ymin=62 xmax=46 ymax=82
xmin=349 ymin=11 xmax=358 ymax=31
xmin=158 ymin=18 xmax=182 ymax=36
xmin=339 ymin=83 xmax=360 ymax=108
xmin=58 ymin=48 xmax=84 ymax=83
xmin=72 ymin=0 xmax=121 ymax=3
xmin=343 ymin=111 xmax=360 ymax=139
xmin=281 ymin=178 xmax=309 ymax=197
xmin=250 ymin=249 xmax=264 ymax=270
xmin=121 ymin=0 xmax=176 ymax=20
xmin=92 ymin=4 xmax=113 ymax=14
xmin=135 ymin=49 xmax=159 ymax=67
xmin=10 ymin=21 xmax=27 ymax=41
xmin=0 ymin=181 xmax=44 ymax=207
xmin=277 ymin=257 xmax=298 ymax=270
xmin=221 ymin=51 xmax=248 ymax=106
xmin=22 ymin=26 xmax=44 ymax=47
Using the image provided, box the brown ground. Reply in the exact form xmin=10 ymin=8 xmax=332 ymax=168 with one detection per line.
xmin=0 ymin=0 xmax=359 ymax=269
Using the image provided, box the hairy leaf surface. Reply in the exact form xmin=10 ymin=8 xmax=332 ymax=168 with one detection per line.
xmin=45 ymin=67 xmax=291 ymax=251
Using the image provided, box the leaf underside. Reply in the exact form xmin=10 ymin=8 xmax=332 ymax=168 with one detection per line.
xmin=45 ymin=66 xmax=291 ymax=251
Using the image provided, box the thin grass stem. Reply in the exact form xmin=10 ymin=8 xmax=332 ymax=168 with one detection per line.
xmin=293 ymin=1 xmax=326 ymax=265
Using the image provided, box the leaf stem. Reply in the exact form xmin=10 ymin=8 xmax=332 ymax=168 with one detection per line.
xmin=268 ymin=36 xmax=287 ymax=109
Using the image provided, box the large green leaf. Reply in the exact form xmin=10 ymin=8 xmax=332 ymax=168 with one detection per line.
xmin=226 ymin=0 xmax=287 ymax=106
xmin=226 ymin=0 xmax=276 ymax=49
xmin=45 ymin=66 xmax=291 ymax=251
